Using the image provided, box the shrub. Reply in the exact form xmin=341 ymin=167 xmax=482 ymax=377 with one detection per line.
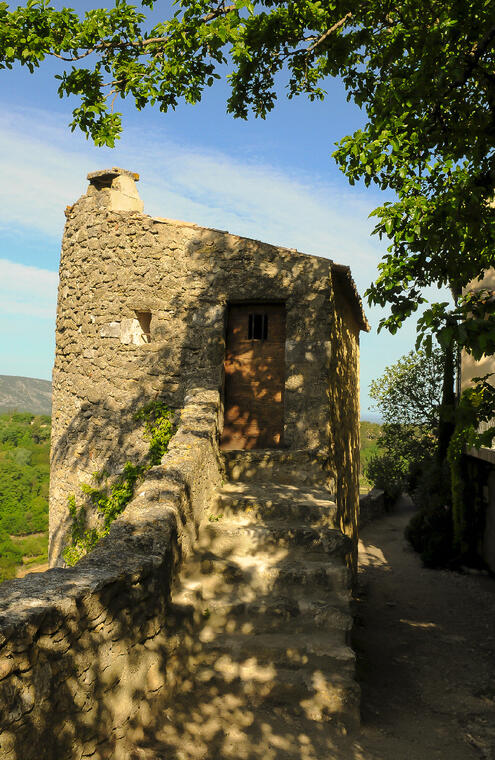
xmin=405 ymin=459 xmax=454 ymax=567
xmin=364 ymin=451 xmax=408 ymax=505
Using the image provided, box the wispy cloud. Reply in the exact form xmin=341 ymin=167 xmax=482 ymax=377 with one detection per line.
xmin=0 ymin=103 xmax=415 ymax=410
xmin=0 ymin=259 xmax=58 ymax=318
xmin=0 ymin=105 xmax=386 ymax=293
xmin=139 ymin=145 xmax=383 ymax=288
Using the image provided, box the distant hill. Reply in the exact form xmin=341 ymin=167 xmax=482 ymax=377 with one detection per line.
xmin=0 ymin=376 xmax=52 ymax=415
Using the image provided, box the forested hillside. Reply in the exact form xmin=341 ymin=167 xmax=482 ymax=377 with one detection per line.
xmin=0 ymin=412 xmax=50 ymax=580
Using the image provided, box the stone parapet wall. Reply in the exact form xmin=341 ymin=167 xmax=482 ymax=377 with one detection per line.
xmin=0 ymin=388 xmax=221 ymax=760
xmin=358 ymin=488 xmax=386 ymax=528
xmin=328 ymin=269 xmax=362 ymax=571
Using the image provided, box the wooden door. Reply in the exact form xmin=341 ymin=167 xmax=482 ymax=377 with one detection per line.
xmin=221 ymin=303 xmax=285 ymax=450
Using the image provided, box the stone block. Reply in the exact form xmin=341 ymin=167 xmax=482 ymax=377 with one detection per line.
xmin=99 ymin=321 xmax=121 ymax=338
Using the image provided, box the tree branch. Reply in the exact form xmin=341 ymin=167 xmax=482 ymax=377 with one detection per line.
xmin=48 ymin=3 xmax=237 ymax=62
xmin=306 ymin=12 xmax=352 ymax=54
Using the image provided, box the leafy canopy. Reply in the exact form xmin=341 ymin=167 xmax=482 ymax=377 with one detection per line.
xmin=370 ymin=348 xmax=444 ymax=433
xmin=366 ymin=348 xmax=445 ymax=497
xmin=1 ymin=0 xmax=495 ymax=417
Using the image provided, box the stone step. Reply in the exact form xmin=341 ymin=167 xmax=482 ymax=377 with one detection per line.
xmin=186 ymin=662 xmax=360 ymax=727
xmin=197 ymin=517 xmax=351 ymax=558
xmin=215 ymin=481 xmax=337 ymax=525
xmin=187 ymin=630 xmax=356 ymax=675
xmin=181 ymin=551 xmax=351 ymax=596
xmin=161 ymin=470 xmax=360 ymax=755
xmin=172 ymin=577 xmax=352 ymax=640
xmin=151 ymin=692 xmax=359 ymax=760
xmin=198 ymin=595 xmax=352 ymax=634
xmin=222 ymin=448 xmax=330 ymax=487
xmin=196 ymin=611 xmax=350 ymax=647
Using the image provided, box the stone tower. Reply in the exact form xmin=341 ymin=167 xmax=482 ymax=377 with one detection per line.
xmin=49 ymin=168 xmax=369 ymax=565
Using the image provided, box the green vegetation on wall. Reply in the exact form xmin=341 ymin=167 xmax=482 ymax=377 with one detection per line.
xmin=64 ymin=402 xmax=175 ymax=566
xmin=0 ymin=412 xmax=51 ymax=581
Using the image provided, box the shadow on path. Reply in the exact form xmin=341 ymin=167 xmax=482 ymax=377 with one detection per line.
xmin=354 ymin=497 xmax=495 ymax=760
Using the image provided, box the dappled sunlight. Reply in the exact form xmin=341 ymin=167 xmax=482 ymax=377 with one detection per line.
xmin=0 ymin=170 xmax=366 ymax=758
xmin=135 ymin=473 xmax=362 ymax=760
xmin=358 ymin=540 xmax=390 ymax=570
xmin=221 ymin=304 xmax=285 ymax=451
xmin=399 ymin=618 xmax=438 ymax=630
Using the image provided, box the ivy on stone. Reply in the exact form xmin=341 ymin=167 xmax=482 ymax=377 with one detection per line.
xmin=63 ymin=401 xmax=174 ymax=566
xmin=135 ymin=400 xmax=175 ymax=466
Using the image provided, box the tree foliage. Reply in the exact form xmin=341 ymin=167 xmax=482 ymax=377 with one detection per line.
xmin=0 ymin=412 xmax=50 ymax=534
xmin=0 ymin=412 xmax=51 ymax=580
xmin=1 ymin=0 xmax=494 ymax=423
xmin=366 ymin=348 xmax=444 ymax=499
xmin=366 ymin=349 xmax=460 ymax=565
xmin=370 ymin=349 xmax=444 ymax=431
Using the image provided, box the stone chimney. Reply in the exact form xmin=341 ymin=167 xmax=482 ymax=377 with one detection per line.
xmin=86 ymin=167 xmax=144 ymax=213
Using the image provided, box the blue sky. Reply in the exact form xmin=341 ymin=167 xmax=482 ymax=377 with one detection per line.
xmin=0 ymin=2 xmax=431 ymax=419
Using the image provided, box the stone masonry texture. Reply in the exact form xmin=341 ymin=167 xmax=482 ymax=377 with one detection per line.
xmin=0 ymin=389 xmax=223 ymax=760
xmin=49 ymin=168 xmax=368 ymax=566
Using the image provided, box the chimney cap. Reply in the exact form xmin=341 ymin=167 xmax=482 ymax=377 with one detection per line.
xmin=87 ymin=167 xmax=140 ymax=184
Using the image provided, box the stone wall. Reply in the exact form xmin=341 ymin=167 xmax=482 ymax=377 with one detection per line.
xmin=50 ymin=168 xmax=368 ymax=564
xmin=0 ymin=388 xmax=222 ymax=760
xmin=359 ymin=489 xmax=386 ymax=528
xmin=328 ymin=266 xmax=363 ymax=571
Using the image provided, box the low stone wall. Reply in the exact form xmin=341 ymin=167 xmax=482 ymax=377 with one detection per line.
xmin=359 ymin=488 xmax=386 ymax=528
xmin=0 ymin=388 xmax=222 ymax=760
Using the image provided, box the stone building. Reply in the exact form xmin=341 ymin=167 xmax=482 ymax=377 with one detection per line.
xmin=49 ymin=167 xmax=369 ymax=565
xmin=461 ymin=268 xmax=495 ymax=571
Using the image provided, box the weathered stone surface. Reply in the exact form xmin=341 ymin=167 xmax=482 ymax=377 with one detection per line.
xmin=134 ymin=469 xmax=360 ymax=759
xmin=0 ymin=389 xmax=222 ymax=760
xmin=359 ymin=488 xmax=386 ymax=527
xmin=99 ymin=321 xmax=121 ymax=338
xmin=49 ymin=171 xmax=367 ymax=566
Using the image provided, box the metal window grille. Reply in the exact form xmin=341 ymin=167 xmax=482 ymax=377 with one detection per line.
xmin=248 ymin=313 xmax=268 ymax=340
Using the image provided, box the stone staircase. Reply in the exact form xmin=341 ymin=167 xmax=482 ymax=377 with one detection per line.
xmin=147 ymin=452 xmax=360 ymax=760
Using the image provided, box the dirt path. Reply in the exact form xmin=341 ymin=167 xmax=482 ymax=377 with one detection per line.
xmin=354 ymin=498 xmax=495 ymax=760
xmin=15 ymin=561 xmax=49 ymax=579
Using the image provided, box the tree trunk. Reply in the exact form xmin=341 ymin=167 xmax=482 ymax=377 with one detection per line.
xmin=437 ymin=342 xmax=456 ymax=462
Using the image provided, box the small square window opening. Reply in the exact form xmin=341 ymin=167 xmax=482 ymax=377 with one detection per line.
xmin=248 ymin=313 xmax=268 ymax=340
xmin=136 ymin=311 xmax=152 ymax=343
